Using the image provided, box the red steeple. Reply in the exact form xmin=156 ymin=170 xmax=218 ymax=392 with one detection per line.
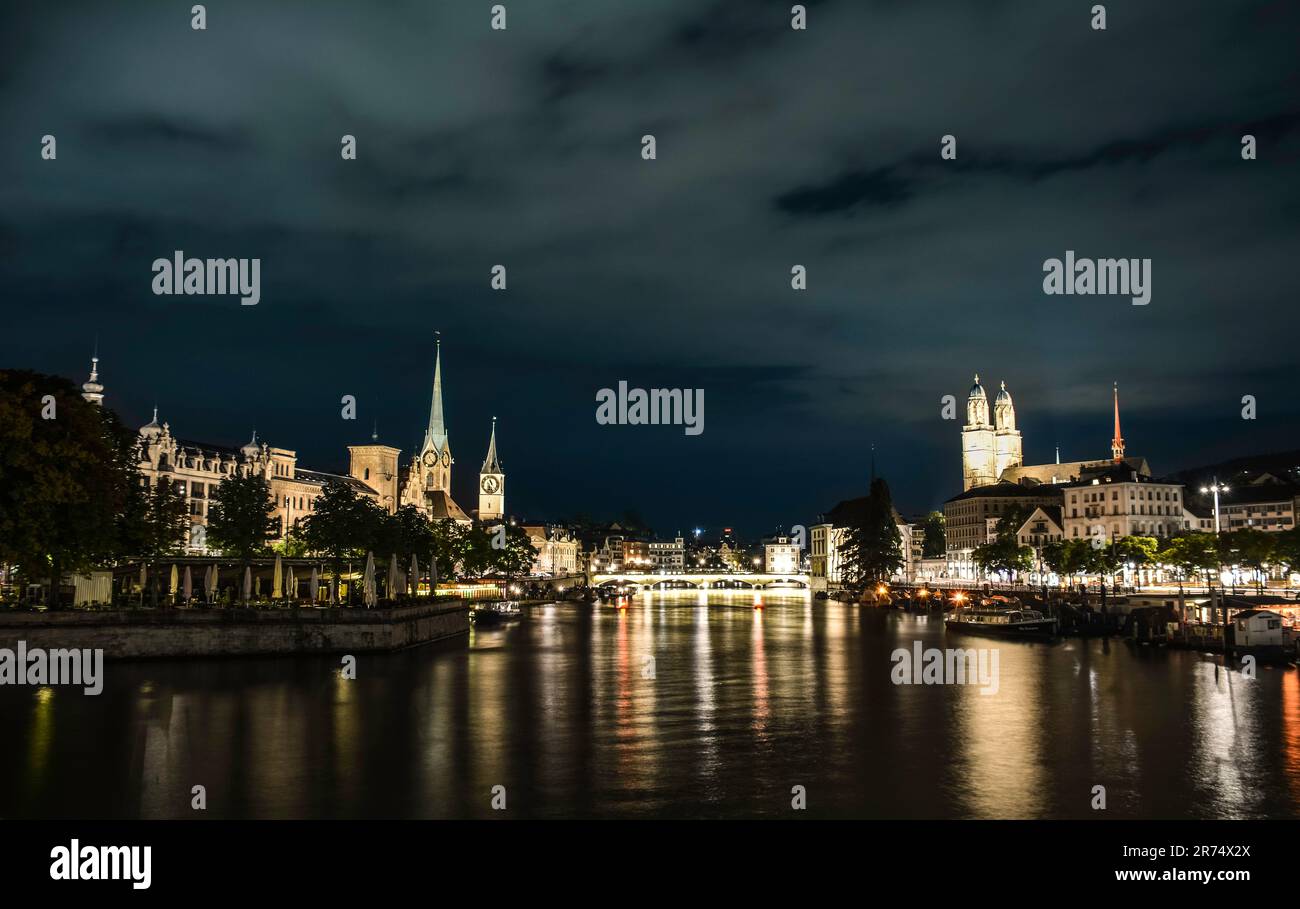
xmin=1111 ymin=382 xmax=1125 ymax=462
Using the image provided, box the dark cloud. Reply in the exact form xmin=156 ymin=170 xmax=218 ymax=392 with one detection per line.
xmin=2 ymin=0 xmax=1299 ymax=534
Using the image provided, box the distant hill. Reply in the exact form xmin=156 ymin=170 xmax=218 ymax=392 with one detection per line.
xmin=1160 ymin=450 xmax=1300 ymax=487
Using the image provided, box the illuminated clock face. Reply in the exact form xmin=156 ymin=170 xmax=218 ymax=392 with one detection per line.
xmin=423 ymin=451 xmax=437 ymax=467
xmin=482 ymin=476 xmax=499 ymax=494
xmin=441 ymin=451 xmax=451 ymax=467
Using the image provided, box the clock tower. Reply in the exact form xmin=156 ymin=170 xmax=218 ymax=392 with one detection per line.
xmin=399 ymin=337 xmax=471 ymax=523
xmin=478 ymin=417 xmax=505 ymax=521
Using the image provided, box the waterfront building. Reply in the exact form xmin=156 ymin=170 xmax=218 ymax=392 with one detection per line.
xmin=1058 ymin=464 xmax=1188 ymax=543
xmin=1213 ymin=477 xmax=1300 ymax=532
xmin=1015 ymin=506 xmax=1064 ymax=549
xmin=648 ymin=535 xmax=685 ymax=573
xmin=763 ymin=535 xmax=800 ymax=574
xmin=81 ymin=340 xmax=485 ymax=553
xmin=135 ymin=414 xmax=376 ymax=552
xmin=942 ymin=483 xmax=1064 ymax=580
xmin=524 ymin=524 xmax=579 ymax=575
xmin=809 ymin=498 xmax=915 ymax=592
xmin=478 ymin=418 xmax=505 ymax=522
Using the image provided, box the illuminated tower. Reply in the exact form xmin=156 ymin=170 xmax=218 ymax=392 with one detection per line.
xmin=993 ymin=381 xmax=1023 ymax=478
xmin=81 ymin=349 xmax=104 ymax=407
xmin=415 ymin=337 xmax=453 ymax=493
xmin=1111 ymin=382 xmax=1125 ymax=462
xmin=478 ymin=417 xmax=505 ymax=521
xmin=961 ymin=375 xmax=997 ymax=491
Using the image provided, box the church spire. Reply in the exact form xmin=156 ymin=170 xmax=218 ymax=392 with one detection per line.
xmin=424 ymin=335 xmax=447 ymax=452
xmin=1111 ymin=382 xmax=1125 ymax=462
xmin=81 ymin=343 xmax=104 ymax=406
xmin=481 ymin=417 xmax=502 ymax=473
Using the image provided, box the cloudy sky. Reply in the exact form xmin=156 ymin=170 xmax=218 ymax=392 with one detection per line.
xmin=2 ymin=0 xmax=1298 ymax=535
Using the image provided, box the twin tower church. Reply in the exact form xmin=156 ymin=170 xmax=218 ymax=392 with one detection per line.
xmin=346 ymin=339 xmax=505 ymax=523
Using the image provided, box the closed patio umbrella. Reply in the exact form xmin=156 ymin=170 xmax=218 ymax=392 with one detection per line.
xmin=309 ymin=565 xmax=319 ymax=602
xmin=272 ymin=553 xmax=283 ymax=599
xmin=139 ymin=562 xmax=147 ymax=605
xmin=286 ymin=565 xmax=296 ymax=601
xmin=430 ymin=553 xmax=438 ymax=594
xmin=205 ymin=564 xmax=217 ymax=602
xmin=409 ymin=553 xmax=419 ymax=596
xmin=363 ymin=552 xmax=377 ymax=608
xmin=182 ymin=565 xmax=192 ymax=604
xmin=169 ymin=564 xmax=179 ymax=595
xmin=242 ymin=566 xmax=252 ymax=604
xmin=387 ymin=553 xmax=400 ymax=601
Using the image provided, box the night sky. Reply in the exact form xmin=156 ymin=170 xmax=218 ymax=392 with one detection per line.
xmin=2 ymin=1 xmax=1298 ymax=537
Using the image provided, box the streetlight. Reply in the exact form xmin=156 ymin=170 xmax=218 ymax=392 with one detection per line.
xmin=1201 ymin=477 xmax=1229 ymax=534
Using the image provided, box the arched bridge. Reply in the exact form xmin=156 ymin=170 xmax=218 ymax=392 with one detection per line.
xmin=591 ymin=572 xmax=810 ymax=590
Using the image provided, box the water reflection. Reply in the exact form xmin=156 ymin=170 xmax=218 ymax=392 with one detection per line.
xmin=1 ymin=592 xmax=1297 ymax=819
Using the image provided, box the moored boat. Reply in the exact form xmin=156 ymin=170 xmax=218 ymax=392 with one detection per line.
xmin=471 ymin=601 xmax=523 ymax=625
xmin=945 ymin=603 xmax=1057 ymax=640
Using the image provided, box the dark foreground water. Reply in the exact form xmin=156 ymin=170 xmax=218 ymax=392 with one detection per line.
xmin=2 ymin=593 xmax=1298 ymax=819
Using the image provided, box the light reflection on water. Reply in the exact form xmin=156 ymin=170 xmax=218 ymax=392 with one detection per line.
xmin=1 ymin=592 xmax=1297 ymax=819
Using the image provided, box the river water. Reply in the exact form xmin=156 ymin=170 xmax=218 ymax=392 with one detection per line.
xmin=2 ymin=592 xmax=1297 ymax=818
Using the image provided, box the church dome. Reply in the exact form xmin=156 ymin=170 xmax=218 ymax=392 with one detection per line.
xmin=968 ymin=374 xmax=987 ymax=399
xmin=995 ymin=381 xmax=1012 ymax=404
xmin=139 ymin=407 xmax=162 ymax=440
xmin=240 ymin=430 xmax=261 ymax=459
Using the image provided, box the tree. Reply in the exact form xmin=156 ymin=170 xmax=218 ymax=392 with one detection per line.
xmin=973 ymin=535 xmax=1033 ymax=582
xmin=1219 ymin=529 xmax=1276 ymax=593
xmin=207 ymin=471 xmax=277 ymax=575
xmin=430 ymin=518 xmax=468 ymax=582
xmin=1111 ymin=535 xmax=1158 ymax=590
xmin=298 ymin=480 xmax=384 ymax=604
xmin=839 ymin=478 xmax=904 ymax=588
xmin=1158 ymin=533 xmax=1219 ymax=590
xmin=486 ymin=523 xmax=539 ymax=579
xmin=1043 ymin=538 xmax=1094 ymax=587
xmin=0 ymin=370 xmax=138 ymax=606
xmin=122 ymin=477 xmax=189 ymax=606
xmin=920 ymin=511 xmax=946 ymax=558
xmin=381 ymin=505 xmax=434 ymax=594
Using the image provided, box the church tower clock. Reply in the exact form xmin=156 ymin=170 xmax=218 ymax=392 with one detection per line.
xmin=478 ymin=417 xmax=505 ymax=521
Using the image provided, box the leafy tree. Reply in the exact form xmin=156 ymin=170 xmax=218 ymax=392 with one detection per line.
xmin=1158 ymin=533 xmax=1219 ymax=590
xmin=207 ymin=471 xmax=277 ymax=574
xmin=1043 ymin=538 xmax=1094 ymax=587
xmin=1110 ymin=535 xmax=1158 ymax=590
xmin=298 ymin=480 xmax=384 ymax=604
xmin=459 ymin=525 xmax=496 ymax=578
xmin=1219 ymin=529 xmax=1276 ymax=593
xmin=486 ymin=523 xmax=539 ymax=578
xmin=920 ymin=510 xmax=946 ymax=558
xmin=1275 ymin=528 xmax=1300 ymax=576
xmin=429 ymin=518 xmax=468 ymax=583
xmin=0 ymin=370 xmax=138 ymax=606
xmin=387 ymin=505 xmax=433 ymax=564
xmin=973 ymin=534 xmax=1033 ymax=581
xmin=275 ymin=525 xmax=311 ymax=558
xmin=123 ymin=478 xmax=189 ymax=606
xmin=839 ymin=478 xmax=904 ymax=588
